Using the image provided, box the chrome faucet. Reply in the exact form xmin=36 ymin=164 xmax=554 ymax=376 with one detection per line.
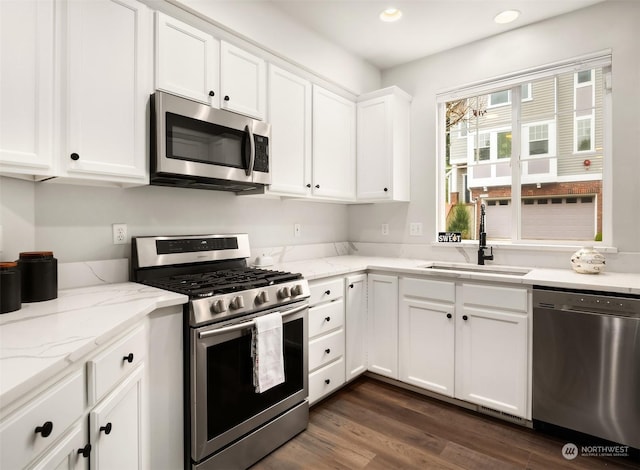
xmin=478 ymin=203 xmax=494 ymax=265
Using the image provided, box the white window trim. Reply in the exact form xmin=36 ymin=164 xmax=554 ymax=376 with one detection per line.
xmin=573 ymin=69 xmax=596 ymax=154
xmin=487 ymin=83 xmax=533 ymax=108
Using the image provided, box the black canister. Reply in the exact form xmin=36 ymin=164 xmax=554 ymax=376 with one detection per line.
xmin=1 ymin=261 xmax=22 ymax=313
xmin=18 ymin=251 xmax=58 ymax=302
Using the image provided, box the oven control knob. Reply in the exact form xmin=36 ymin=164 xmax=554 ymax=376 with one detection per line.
xmin=255 ymin=291 xmax=270 ymax=305
xmin=210 ymin=299 xmax=226 ymax=314
xmin=229 ymin=296 xmax=245 ymax=310
xmin=291 ymin=284 xmax=304 ymax=296
xmin=277 ymin=287 xmax=291 ymax=300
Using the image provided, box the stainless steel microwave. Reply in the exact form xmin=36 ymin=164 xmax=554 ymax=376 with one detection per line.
xmin=150 ymin=91 xmax=270 ymax=192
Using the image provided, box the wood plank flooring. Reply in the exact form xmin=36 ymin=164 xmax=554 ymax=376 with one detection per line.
xmin=252 ymin=377 xmax=639 ymax=470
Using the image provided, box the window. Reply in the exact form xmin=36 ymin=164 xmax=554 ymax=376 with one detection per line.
xmin=439 ymin=55 xmax=610 ymax=244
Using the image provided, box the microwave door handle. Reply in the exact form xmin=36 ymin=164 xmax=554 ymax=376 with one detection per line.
xmin=245 ymin=124 xmax=255 ymax=177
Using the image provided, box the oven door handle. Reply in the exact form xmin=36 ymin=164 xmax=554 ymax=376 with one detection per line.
xmin=198 ymin=303 xmax=308 ymax=339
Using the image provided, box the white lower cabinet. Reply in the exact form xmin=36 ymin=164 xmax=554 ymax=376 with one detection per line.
xmin=399 ymin=278 xmax=455 ymax=396
xmin=28 ymin=423 xmax=88 ymax=470
xmin=367 ymin=274 xmax=398 ymax=379
xmin=89 ymin=366 xmax=144 ymax=470
xmin=455 ymin=283 xmax=529 ymax=418
xmin=345 ymin=274 xmax=367 ymax=381
xmin=307 ymin=278 xmax=346 ymax=404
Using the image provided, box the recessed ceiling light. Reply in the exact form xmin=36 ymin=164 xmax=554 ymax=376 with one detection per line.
xmin=494 ymin=9 xmax=520 ymax=24
xmin=380 ymin=7 xmax=403 ymax=22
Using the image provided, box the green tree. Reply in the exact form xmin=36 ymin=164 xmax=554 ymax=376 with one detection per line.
xmin=447 ymin=204 xmax=471 ymax=239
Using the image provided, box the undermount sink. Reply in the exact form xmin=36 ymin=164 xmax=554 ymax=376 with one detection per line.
xmin=421 ymin=263 xmax=531 ymax=276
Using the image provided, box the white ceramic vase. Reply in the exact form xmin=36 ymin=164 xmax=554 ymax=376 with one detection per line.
xmin=570 ymin=246 xmax=606 ymax=274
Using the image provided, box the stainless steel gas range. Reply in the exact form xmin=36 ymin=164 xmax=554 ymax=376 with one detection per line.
xmin=131 ymin=234 xmax=310 ymax=469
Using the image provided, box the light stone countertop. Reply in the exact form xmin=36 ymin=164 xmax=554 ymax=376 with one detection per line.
xmin=0 ymin=282 xmax=187 ymax=410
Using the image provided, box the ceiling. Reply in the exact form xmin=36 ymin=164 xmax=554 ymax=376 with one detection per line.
xmin=267 ymin=0 xmax=607 ymax=69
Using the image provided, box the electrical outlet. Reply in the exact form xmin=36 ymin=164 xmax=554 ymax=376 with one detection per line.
xmin=381 ymin=223 xmax=389 ymax=236
xmin=409 ymin=222 xmax=423 ymax=236
xmin=112 ymin=223 xmax=127 ymax=245
xmin=294 ymin=223 xmax=301 ymax=237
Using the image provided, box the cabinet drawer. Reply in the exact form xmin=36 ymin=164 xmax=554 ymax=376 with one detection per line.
xmin=309 ymin=357 xmax=345 ymax=405
xmin=308 ymin=300 xmax=344 ymax=338
xmin=309 ymin=278 xmax=344 ymax=306
xmin=401 ymin=277 xmax=455 ymax=303
xmin=0 ymin=370 xmax=84 ymax=470
xmin=87 ymin=326 xmax=146 ymax=405
xmin=309 ymin=328 xmax=345 ymax=371
xmin=462 ymin=284 xmax=528 ymax=313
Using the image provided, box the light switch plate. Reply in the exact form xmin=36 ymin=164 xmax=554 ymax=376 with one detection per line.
xmin=409 ymin=222 xmax=423 ymax=236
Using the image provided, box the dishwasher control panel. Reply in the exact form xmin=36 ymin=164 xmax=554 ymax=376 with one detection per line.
xmin=533 ymin=286 xmax=640 ymax=317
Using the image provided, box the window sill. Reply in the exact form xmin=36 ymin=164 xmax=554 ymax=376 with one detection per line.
xmin=431 ymin=240 xmax=618 ymax=254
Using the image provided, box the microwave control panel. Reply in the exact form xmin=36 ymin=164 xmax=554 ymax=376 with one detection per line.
xmin=254 ymin=135 xmax=269 ymax=172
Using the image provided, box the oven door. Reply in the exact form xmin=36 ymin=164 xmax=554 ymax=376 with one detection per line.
xmin=153 ymin=91 xmax=270 ymax=185
xmin=190 ymin=302 xmax=308 ymax=463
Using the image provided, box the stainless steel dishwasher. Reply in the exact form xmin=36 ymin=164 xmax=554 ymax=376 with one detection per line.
xmin=533 ymin=286 xmax=640 ymax=449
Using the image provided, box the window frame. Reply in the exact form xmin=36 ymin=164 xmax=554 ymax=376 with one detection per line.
xmin=436 ymin=52 xmax=612 ymax=247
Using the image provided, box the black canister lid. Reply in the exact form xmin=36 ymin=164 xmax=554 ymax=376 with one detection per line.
xmin=1 ymin=261 xmax=19 ymax=270
xmin=19 ymin=251 xmax=55 ymax=260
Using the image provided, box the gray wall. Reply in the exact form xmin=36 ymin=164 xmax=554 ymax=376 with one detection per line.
xmin=349 ymin=1 xmax=640 ymax=255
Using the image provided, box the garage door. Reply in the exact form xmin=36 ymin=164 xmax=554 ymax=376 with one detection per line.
xmin=485 ymin=197 xmax=596 ymax=240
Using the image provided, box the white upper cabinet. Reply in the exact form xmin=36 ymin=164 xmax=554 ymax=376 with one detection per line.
xmin=0 ymin=0 xmax=55 ymax=179
xmin=266 ymin=64 xmax=312 ymax=196
xmin=220 ymin=41 xmax=266 ymax=120
xmin=312 ymin=85 xmax=356 ymax=200
xmin=61 ymin=0 xmax=152 ymax=184
xmin=357 ymin=86 xmax=411 ymax=202
xmin=155 ymin=12 xmax=220 ymax=107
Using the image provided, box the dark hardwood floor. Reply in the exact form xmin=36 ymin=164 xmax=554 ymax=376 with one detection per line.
xmin=252 ymin=377 xmax=639 ymax=470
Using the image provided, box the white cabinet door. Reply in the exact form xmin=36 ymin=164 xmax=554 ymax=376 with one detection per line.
xmin=312 ymin=85 xmax=356 ymax=200
xmin=399 ymin=297 xmax=455 ymax=396
xmin=62 ymin=0 xmax=151 ymax=184
xmin=345 ymin=274 xmax=367 ymax=381
xmin=367 ymin=274 xmax=398 ymax=379
xmin=155 ymin=12 xmax=219 ymax=107
xmin=220 ymin=41 xmax=266 ymax=119
xmin=357 ymin=87 xmax=411 ymax=202
xmin=0 ymin=0 xmax=55 ymax=178
xmin=90 ymin=366 xmax=144 ymax=470
xmin=455 ymin=306 xmax=528 ymax=417
xmin=266 ymin=65 xmax=312 ymax=196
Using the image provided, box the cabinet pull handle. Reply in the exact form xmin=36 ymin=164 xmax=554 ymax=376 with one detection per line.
xmin=123 ymin=353 xmax=134 ymax=363
xmin=383 ymin=187 xmax=388 ymax=192
xmin=324 ymin=316 xmax=331 ymax=322
xmin=349 ymin=283 xmax=354 ymax=288
xmin=325 ymin=348 xmax=331 ymax=354
xmin=325 ymin=290 xmax=331 ymax=295
xmin=315 ymin=184 xmax=320 ymax=189
xmin=224 ymin=95 xmax=230 ymax=101
xmin=306 ymin=183 xmax=311 ymax=188
xmin=35 ymin=421 xmax=53 ymax=438
xmin=447 ymin=313 xmax=452 ymax=319
xmin=209 ymin=90 xmax=215 ymax=97
xmin=70 ymin=153 xmax=80 ymax=161
xmin=324 ymin=379 xmax=331 ymax=385
xmin=462 ymin=315 xmax=468 ymax=321
xmin=100 ymin=422 xmax=113 ymax=435
xmin=77 ymin=444 xmax=92 ymax=458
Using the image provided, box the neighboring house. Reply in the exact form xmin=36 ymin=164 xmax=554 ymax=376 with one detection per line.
xmin=446 ymin=69 xmax=603 ymax=241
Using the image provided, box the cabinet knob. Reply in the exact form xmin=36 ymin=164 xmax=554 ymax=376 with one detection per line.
xmin=324 ymin=316 xmax=331 ymax=322
xmin=325 ymin=290 xmax=331 ymax=295
xmin=349 ymin=283 xmax=354 ymax=288
xmin=462 ymin=315 xmax=468 ymax=321
xmin=315 ymin=184 xmax=320 ymax=189
xmin=123 ymin=353 xmax=134 ymax=363
xmin=325 ymin=348 xmax=331 ymax=354
xmin=306 ymin=184 xmax=311 ymax=188
xmin=209 ymin=90 xmax=215 ymax=97
xmin=35 ymin=421 xmax=53 ymax=438
xmin=224 ymin=95 xmax=230 ymax=101
xmin=324 ymin=379 xmax=331 ymax=385
xmin=77 ymin=444 xmax=92 ymax=458
xmin=100 ymin=422 xmax=113 ymax=435
xmin=447 ymin=313 xmax=452 ymax=319
xmin=383 ymin=187 xmax=388 ymax=192
xmin=70 ymin=153 xmax=80 ymax=161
